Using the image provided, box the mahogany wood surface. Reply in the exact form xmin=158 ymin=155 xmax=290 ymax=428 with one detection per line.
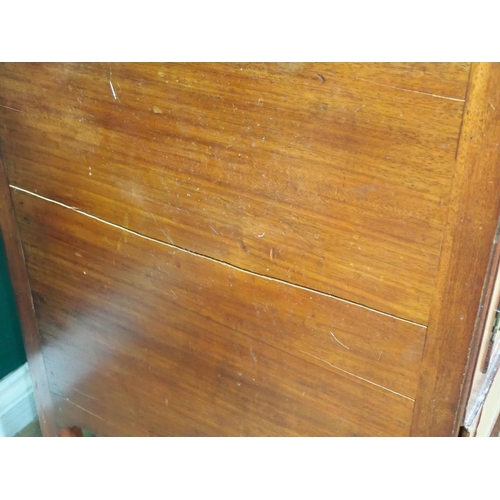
xmin=410 ymin=63 xmax=500 ymax=436
xmin=0 ymin=63 xmax=470 ymax=324
xmin=12 ymin=189 xmax=418 ymax=436
xmin=4 ymin=62 xmax=497 ymax=437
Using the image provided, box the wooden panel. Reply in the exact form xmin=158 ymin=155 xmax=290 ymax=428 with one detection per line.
xmin=0 ymin=156 xmax=56 ymax=436
xmin=13 ymin=188 xmax=422 ymax=436
xmin=0 ymin=63 xmax=470 ymax=324
xmin=411 ymin=63 xmax=500 ymax=436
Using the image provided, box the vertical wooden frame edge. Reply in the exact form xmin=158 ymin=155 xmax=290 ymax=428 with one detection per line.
xmin=0 ymin=154 xmax=57 ymax=436
xmin=411 ymin=63 xmax=500 ymax=436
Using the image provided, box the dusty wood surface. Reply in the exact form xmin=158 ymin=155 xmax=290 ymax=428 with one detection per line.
xmin=4 ymin=62 xmax=495 ymax=436
xmin=0 ymin=63 xmax=470 ymax=324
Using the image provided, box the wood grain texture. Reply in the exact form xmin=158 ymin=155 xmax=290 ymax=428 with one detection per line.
xmin=12 ymin=188 xmax=421 ymax=436
xmin=0 ymin=156 xmax=57 ymax=436
xmin=0 ymin=63 xmax=470 ymax=324
xmin=411 ymin=63 xmax=500 ymax=436
xmin=491 ymin=409 xmax=500 ymax=437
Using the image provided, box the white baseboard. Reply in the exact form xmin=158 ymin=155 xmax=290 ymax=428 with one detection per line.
xmin=0 ymin=362 xmax=38 ymax=437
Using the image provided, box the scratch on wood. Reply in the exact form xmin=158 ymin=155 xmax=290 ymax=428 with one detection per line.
xmin=151 ymin=213 xmax=173 ymax=244
xmin=299 ymin=350 xmax=414 ymax=401
xmin=72 ymin=388 xmax=96 ymax=400
xmin=357 ymin=77 xmax=465 ymax=102
xmin=0 ymin=104 xmax=25 ymax=113
xmin=109 ymin=80 xmax=117 ymax=100
xmin=159 ymin=227 xmax=173 ymax=244
xmin=65 ymin=398 xmax=106 ymax=420
xmin=330 ymin=332 xmax=350 ymax=350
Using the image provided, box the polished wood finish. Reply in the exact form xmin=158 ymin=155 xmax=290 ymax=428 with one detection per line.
xmin=13 ymin=189 xmax=419 ymax=436
xmin=0 ymin=156 xmax=57 ymax=436
xmin=0 ymin=63 xmax=470 ymax=324
xmin=411 ymin=63 xmax=500 ymax=436
xmin=4 ymin=62 xmax=499 ymax=436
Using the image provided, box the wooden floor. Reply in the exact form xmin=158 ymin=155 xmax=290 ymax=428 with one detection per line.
xmin=2 ymin=62 xmax=498 ymax=436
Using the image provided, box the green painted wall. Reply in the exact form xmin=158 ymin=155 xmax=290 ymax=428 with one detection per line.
xmin=0 ymin=231 xmax=27 ymax=380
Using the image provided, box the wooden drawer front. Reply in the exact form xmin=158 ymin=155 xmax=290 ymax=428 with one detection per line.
xmin=0 ymin=63 xmax=469 ymax=324
xmin=13 ymin=190 xmax=422 ymax=436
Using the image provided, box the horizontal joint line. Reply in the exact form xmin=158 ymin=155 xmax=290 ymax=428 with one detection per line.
xmin=10 ymin=184 xmax=426 ymax=328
